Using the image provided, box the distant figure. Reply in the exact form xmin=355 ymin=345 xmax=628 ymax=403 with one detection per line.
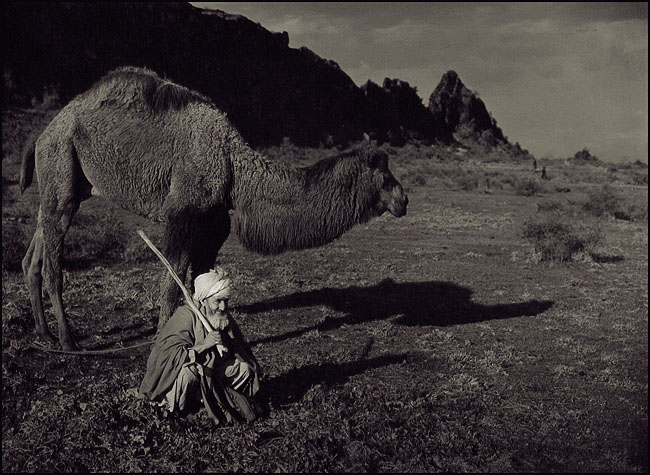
xmin=541 ymin=166 xmax=548 ymax=180
xmin=533 ymin=158 xmax=537 ymax=170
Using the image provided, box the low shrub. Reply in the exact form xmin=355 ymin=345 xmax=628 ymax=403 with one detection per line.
xmin=481 ymin=171 xmax=507 ymax=191
xmin=582 ymin=184 xmax=620 ymax=217
xmin=432 ymin=165 xmax=481 ymax=191
xmin=537 ymin=199 xmax=571 ymax=214
xmin=412 ymin=175 xmax=427 ymax=186
xmin=486 ymin=172 xmax=546 ymax=195
xmin=514 ymin=177 xmax=543 ymax=196
xmin=630 ymin=172 xmax=648 ymax=186
xmin=453 ymin=172 xmax=480 ymax=191
xmin=583 ymin=185 xmax=648 ymax=221
xmin=522 ymin=214 xmax=602 ymax=261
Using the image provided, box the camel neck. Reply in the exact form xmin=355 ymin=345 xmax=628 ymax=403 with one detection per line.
xmin=229 ymin=148 xmax=375 ymax=255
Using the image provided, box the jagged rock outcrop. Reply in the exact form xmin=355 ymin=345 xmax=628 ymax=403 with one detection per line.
xmin=361 ymin=78 xmax=453 ymax=145
xmin=428 ymin=71 xmax=506 ymax=144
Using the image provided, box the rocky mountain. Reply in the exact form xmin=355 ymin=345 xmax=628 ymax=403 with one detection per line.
xmin=3 ymin=2 xmax=367 ymax=146
xmin=429 ymin=71 xmax=504 ymax=147
xmin=361 ymin=78 xmax=453 ymax=146
xmin=429 ymin=71 xmax=532 ymax=157
xmin=2 ymin=2 xmax=525 ymax=154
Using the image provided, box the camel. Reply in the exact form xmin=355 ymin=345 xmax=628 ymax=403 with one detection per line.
xmin=20 ymin=66 xmax=408 ymax=351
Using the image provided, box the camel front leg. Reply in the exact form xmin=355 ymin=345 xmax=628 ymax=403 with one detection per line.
xmin=158 ymin=257 xmax=189 ymax=329
xmin=189 ymin=207 xmax=231 ymax=285
xmin=157 ymin=215 xmax=192 ymax=329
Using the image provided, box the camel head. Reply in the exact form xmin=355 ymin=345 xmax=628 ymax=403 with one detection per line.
xmin=366 ymin=149 xmax=408 ymax=217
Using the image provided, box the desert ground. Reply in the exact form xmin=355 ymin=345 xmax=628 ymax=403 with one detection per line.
xmin=2 ymin=107 xmax=647 ymax=472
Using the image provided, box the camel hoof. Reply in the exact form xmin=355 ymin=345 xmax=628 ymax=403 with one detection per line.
xmin=37 ymin=330 xmax=57 ymax=345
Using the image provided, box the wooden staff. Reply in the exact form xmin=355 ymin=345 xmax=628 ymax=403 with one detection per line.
xmin=137 ymin=230 xmax=226 ymax=356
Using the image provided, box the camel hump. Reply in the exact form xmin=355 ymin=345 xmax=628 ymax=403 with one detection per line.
xmin=19 ymin=140 xmax=36 ymax=195
xmin=92 ymin=66 xmax=212 ymax=114
xmin=147 ymin=80 xmax=212 ymax=113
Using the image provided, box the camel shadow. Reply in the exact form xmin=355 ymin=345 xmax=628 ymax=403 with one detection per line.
xmin=240 ymin=279 xmax=554 ymax=346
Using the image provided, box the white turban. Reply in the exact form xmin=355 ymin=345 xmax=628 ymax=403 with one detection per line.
xmin=194 ymin=268 xmax=232 ymax=302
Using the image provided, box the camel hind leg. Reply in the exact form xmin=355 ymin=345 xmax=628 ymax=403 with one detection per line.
xmin=22 ymin=209 xmax=55 ymax=344
xmin=40 ymin=196 xmax=82 ymax=351
xmin=35 ymin=137 xmax=90 ymax=351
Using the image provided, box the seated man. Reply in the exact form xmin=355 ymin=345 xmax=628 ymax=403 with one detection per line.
xmin=139 ymin=267 xmax=263 ymax=424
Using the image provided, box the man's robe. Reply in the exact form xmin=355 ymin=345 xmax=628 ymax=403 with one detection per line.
xmin=139 ymin=304 xmax=262 ymax=424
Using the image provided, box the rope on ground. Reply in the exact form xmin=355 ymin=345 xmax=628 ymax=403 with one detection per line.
xmin=28 ymin=340 xmax=154 ymax=356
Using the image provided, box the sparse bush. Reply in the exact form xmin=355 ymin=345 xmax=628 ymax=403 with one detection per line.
xmin=514 ymin=177 xmax=543 ymax=196
xmin=412 ymin=175 xmax=426 ymax=186
xmin=630 ymin=172 xmax=648 ymax=186
xmin=434 ymin=165 xmax=481 ymax=191
xmin=582 ymin=184 xmax=648 ymax=221
xmin=625 ymin=202 xmax=648 ymax=221
xmin=582 ymin=185 xmax=619 ymax=217
xmin=522 ymin=215 xmax=602 ymax=262
xmin=454 ymin=171 xmax=480 ymax=191
xmin=485 ymin=171 xmax=531 ymax=192
xmin=537 ymin=199 xmax=571 ymax=214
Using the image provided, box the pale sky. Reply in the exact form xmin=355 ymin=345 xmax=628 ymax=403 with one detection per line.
xmin=192 ymin=2 xmax=648 ymax=163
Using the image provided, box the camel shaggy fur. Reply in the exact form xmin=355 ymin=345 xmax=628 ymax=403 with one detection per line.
xmin=20 ymin=66 xmax=408 ymax=351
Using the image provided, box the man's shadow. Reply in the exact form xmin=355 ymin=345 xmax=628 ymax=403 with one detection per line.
xmin=259 ymin=353 xmax=412 ymax=408
xmin=239 ymin=278 xmax=554 ymax=346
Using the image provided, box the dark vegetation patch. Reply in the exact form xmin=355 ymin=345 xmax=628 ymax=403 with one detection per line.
xmin=582 ymin=184 xmax=648 ymax=222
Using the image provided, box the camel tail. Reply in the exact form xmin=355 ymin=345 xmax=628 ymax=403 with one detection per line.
xmin=19 ymin=141 xmax=36 ymax=195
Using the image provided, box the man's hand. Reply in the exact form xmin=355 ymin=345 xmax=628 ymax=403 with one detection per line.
xmin=204 ymin=330 xmax=223 ymax=347
xmin=194 ymin=330 xmax=227 ymax=354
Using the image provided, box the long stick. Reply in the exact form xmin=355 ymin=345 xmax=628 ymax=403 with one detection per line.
xmin=137 ymin=230 xmax=225 ymax=356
